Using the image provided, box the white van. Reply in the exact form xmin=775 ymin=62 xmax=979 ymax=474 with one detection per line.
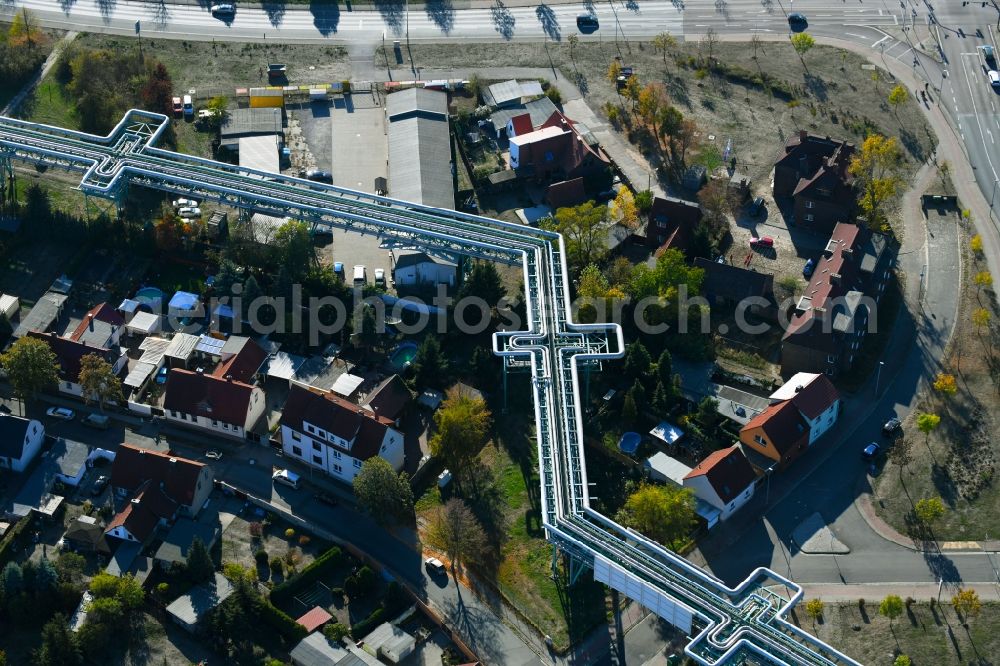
xmin=272 ymin=469 xmax=301 ymax=489
xmin=353 ymin=265 xmax=367 ymax=286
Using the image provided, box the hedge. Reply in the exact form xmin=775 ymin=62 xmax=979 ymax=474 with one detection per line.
xmin=350 ymin=607 xmax=385 ymax=639
xmin=0 ymin=513 xmax=36 ymax=566
xmin=269 ymin=546 xmax=343 ymax=607
xmin=259 ymin=599 xmax=308 ymax=643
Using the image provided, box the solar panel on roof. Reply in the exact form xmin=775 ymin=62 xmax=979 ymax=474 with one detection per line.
xmin=195 ymin=336 xmax=226 ymax=355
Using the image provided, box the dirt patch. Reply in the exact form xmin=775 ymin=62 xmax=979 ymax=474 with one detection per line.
xmin=220 ymin=513 xmax=329 ymax=584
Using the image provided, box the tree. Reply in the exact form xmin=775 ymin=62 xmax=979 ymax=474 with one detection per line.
xmin=323 ymin=622 xmax=349 ymax=642
xmin=637 ymin=83 xmax=666 ymax=137
xmin=621 ymin=392 xmax=638 ymax=427
xmin=458 ymin=261 xmax=506 ymax=310
xmin=635 ymin=189 xmax=654 ymax=214
xmin=547 ymin=202 xmax=609 ymax=276
xmin=628 ymin=248 xmax=705 ymax=301
xmin=205 ymin=95 xmax=228 ymax=118
xmin=469 ymin=346 xmax=500 ymax=389
xmin=700 ymin=27 xmax=719 ymax=65
xmin=186 ymin=537 xmax=214 ymax=583
xmin=914 ymin=496 xmax=945 ymax=526
xmin=412 ymin=335 xmax=449 ymax=390
xmin=0 ymin=336 xmax=59 ymax=401
xmin=887 ymin=84 xmax=908 ymax=120
xmin=915 ymin=412 xmax=940 ymax=444
xmin=697 ymin=179 xmax=738 ymax=234
xmin=893 ymin=656 xmax=911 ymax=666
xmin=971 ymin=233 xmax=984 ymax=254
xmin=952 ymin=588 xmax=982 ymax=624
xmin=140 ymin=62 xmax=173 ymax=115
xmin=566 ymin=34 xmax=579 ymax=62
xmin=933 ymin=373 xmax=957 ymax=395
xmin=623 ymin=341 xmax=652 ymax=385
xmin=55 ymin=552 xmax=86 ymax=585
xmin=849 ymin=134 xmax=905 ymax=231
xmin=607 ymin=60 xmax=622 ymax=86
xmin=273 ymin=220 xmax=316 ymax=279
xmin=750 ymin=32 xmax=764 ymax=59
xmin=616 ymin=483 xmax=696 ymax=548
xmin=78 ymin=354 xmax=124 ymax=410
xmin=424 ymin=498 xmax=490 ymax=574
xmin=656 ymin=349 xmax=673 ymax=387
xmin=9 ymin=8 xmax=41 ymax=48
xmin=213 ymin=258 xmax=242 ymax=297
xmin=353 ymin=457 xmax=414 ymax=524
xmin=35 ymin=557 xmax=57 ymax=592
xmin=429 ymin=387 xmax=492 ymax=475
xmin=623 ymin=76 xmax=642 ymax=114
xmin=611 ymin=187 xmax=639 ymax=228
xmin=887 ymin=436 xmax=913 ymax=480
xmin=696 ymin=396 xmax=720 ymax=428
xmin=973 ymin=307 xmax=992 ymax=334
xmin=37 ymin=614 xmax=81 ymax=666
xmin=805 ymin=598 xmax=824 ymax=626
xmin=22 ymin=183 xmax=53 ymax=227
xmin=2 ymin=561 xmax=23 ymax=596
xmin=789 ymin=32 xmax=815 ymax=70
xmin=652 ymin=31 xmax=677 ymax=67
xmin=974 ymin=270 xmax=993 ymax=293
xmin=879 ymin=594 xmax=904 ymax=627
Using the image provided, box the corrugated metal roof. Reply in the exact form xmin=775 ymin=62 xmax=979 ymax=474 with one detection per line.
xmin=220 ymin=107 xmax=282 ymax=139
xmin=386 ymin=87 xmax=448 ymax=120
xmin=388 ymin=113 xmax=454 ymax=210
xmin=239 ymin=134 xmax=281 ymax=174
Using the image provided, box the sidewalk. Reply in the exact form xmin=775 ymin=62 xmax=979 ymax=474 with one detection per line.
xmin=802 ymin=582 xmax=1000 ymax=603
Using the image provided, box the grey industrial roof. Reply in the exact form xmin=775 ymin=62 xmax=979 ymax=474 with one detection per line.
xmin=239 ymin=135 xmax=281 ymax=174
xmin=391 ymin=249 xmax=457 ymax=270
xmin=13 ymin=291 xmax=67 ymax=338
xmin=483 ymin=79 xmax=544 ymax=107
xmin=166 ymin=572 xmax=235 ymax=626
xmin=220 ymin=108 xmax=282 ymax=141
xmin=386 ymin=87 xmax=448 ymax=121
xmin=388 ymin=109 xmax=455 ymax=210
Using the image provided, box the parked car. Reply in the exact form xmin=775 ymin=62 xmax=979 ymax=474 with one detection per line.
xmin=305 ymin=169 xmax=333 ymax=183
xmin=316 ymin=492 xmax=339 ymax=507
xmin=177 ymin=207 xmax=202 ymax=219
xmin=82 ymin=413 xmax=110 ymax=430
xmin=91 ymin=475 xmax=110 ymax=496
xmin=803 ymin=258 xmax=816 ymax=278
xmin=576 ymin=14 xmax=599 ymax=32
xmin=990 ymin=70 xmax=1000 ymax=89
xmin=749 ymin=196 xmax=765 ymax=217
xmin=984 ymin=45 xmax=997 ymax=68
xmin=353 ymin=265 xmax=367 ymax=287
xmin=205 ymin=450 xmax=223 ymax=461
xmin=46 ymin=407 xmax=75 ymax=421
xmin=272 ymin=469 xmax=301 ymax=489
xmin=333 ymin=262 xmax=345 ymax=281
xmin=862 ymin=442 xmax=881 ymax=461
xmin=882 ymin=417 xmax=902 ymax=437
xmin=172 ymin=198 xmax=197 ymax=209
xmin=172 ymin=97 xmax=183 ymax=117
xmin=374 ymin=268 xmax=386 ymax=288
xmin=749 ymin=236 xmax=774 ymax=248
xmin=210 ymin=3 xmax=236 ymax=18
xmin=425 ymin=557 xmax=447 ymax=575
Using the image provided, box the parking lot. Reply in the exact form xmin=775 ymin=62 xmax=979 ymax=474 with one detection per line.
xmin=294 ymin=95 xmax=392 ymax=284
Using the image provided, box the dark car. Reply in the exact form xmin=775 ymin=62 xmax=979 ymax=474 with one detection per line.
xmin=882 ymin=417 xmax=902 ymax=436
xmin=576 ymin=14 xmax=599 ymax=32
xmin=315 ymin=492 xmax=339 ymax=507
xmin=862 ymin=442 xmax=881 ymax=461
xmin=803 ymin=258 xmax=816 ymax=278
xmin=787 ymin=13 xmax=808 ymax=30
xmin=984 ymin=45 xmax=997 ymax=69
xmin=305 ymin=169 xmax=333 ymax=183
xmin=91 ymin=475 xmax=109 ymax=496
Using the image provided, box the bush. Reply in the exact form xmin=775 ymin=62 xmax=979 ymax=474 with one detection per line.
xmin=383 ymin=581 xmax=408 ymax=616
xmin=298 ymin=535 xmax=311 ymax=546
xmin=269 ymin=557 xmax=284 ymax=576
xmin=344 ymin=566 xmax=377 ymax=599
xmin=255 ymin=549 xmax=269 ymax=565
xmin=259 ymin=599 xmax=308 ymax=642
xmin=284 ymin=528 xmax=296 ymax=539
xmin=269 ymin=546 xmax=343 ymax=608
xmin=323 ymin=622 xmax=349 ymax=642
xmin=350 ymin=607 xmax=385 ymax=639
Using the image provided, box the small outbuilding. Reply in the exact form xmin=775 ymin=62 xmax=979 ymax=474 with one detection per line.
xmin=363 ymin=623 xmax=416 ymax=663
xmin=166 ymin=572 xmax=235 ymax=633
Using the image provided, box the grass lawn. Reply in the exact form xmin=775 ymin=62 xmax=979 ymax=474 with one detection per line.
xmin=874 ymin=217 xmax=1000 ymax=540
xmin=807 ymin=600 xmax=999 ymax=665
xmin=415 ymin=383 xmax=611 ymax=651
xmin=19 ymin=74 xmax=78 ymax=128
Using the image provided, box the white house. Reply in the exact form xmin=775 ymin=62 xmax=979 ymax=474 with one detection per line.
xmin=163 ymin=368 xmax=266 ymax=441
xmin=27 ymin=331 xmax=127 ymax=399
xmin=280 ymin=383 xmax=405 ymax=484
xmin=391 ymin=249 xmax=458 ymax=287
xmin=683 ymin=446 xmax=758 ymax=522
xmin=768 ymin=372 xmax=841 ymax=445
xmin=0 ymin=415 xmax=45 ymax=473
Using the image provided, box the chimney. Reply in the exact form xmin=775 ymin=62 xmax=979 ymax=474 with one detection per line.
xmin=799 ymin=129 xmax=808 ymax=142
xmin=225 ymin=374 xmax=233 ymax=382
xmin=830 ymin=273 xmax=842 ymax=285
xmin=794 ymin=385 xmax=804 ymax=393
xmin=89 ymin=316 xmax=94 ymax=332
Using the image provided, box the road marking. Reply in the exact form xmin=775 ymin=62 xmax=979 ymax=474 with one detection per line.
xmin=896 ymin=47 xmax=914 ymax=60
xmin=872 ymin=35 xmax=890 ymax=48
xmin=845 ymin=32 xmax=867 ymax=39
xmin=893 ymin=15 xmax=898 ymax=25
xmin=958 ymin=57 xmax=1000 ymax=182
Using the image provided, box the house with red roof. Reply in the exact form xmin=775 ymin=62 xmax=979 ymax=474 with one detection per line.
xmin=280 ymin=383 xmax=405 ymax=484
xmin=773 ymin=131 xmax=855 ymax=233
xmin=211 ymin=336 xmax=268 ymax=385
xmin=683 ymin=446 xmax=757 ymax=522
xmin=106 ymin=444 xmax=213 ymax=545
xmin=507 ymin=110 xmax=610 ymax=182
xmin=27 ymin=330 xmax=127 ymax=399
xmin=70 ymin=302 xmax=125 ymax=349
xmin=781 ymin=222 xmax=891 ymax=378
xmin=643 ymin=196 xmax=703 ymax=250
xmin=163 ymin=368 xmax=266 ymax=440
xmin=739 ymin=373 xmax=841 ymax=470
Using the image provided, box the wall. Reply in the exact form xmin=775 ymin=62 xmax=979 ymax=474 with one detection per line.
xmin=804 ymin=400 xmax=840 ymax=445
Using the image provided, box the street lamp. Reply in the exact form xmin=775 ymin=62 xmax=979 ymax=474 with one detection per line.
xmin=875 ymin=361 xmax=885 ymax=395
xmin=764 ymin=462 xmax=777 ymax=505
